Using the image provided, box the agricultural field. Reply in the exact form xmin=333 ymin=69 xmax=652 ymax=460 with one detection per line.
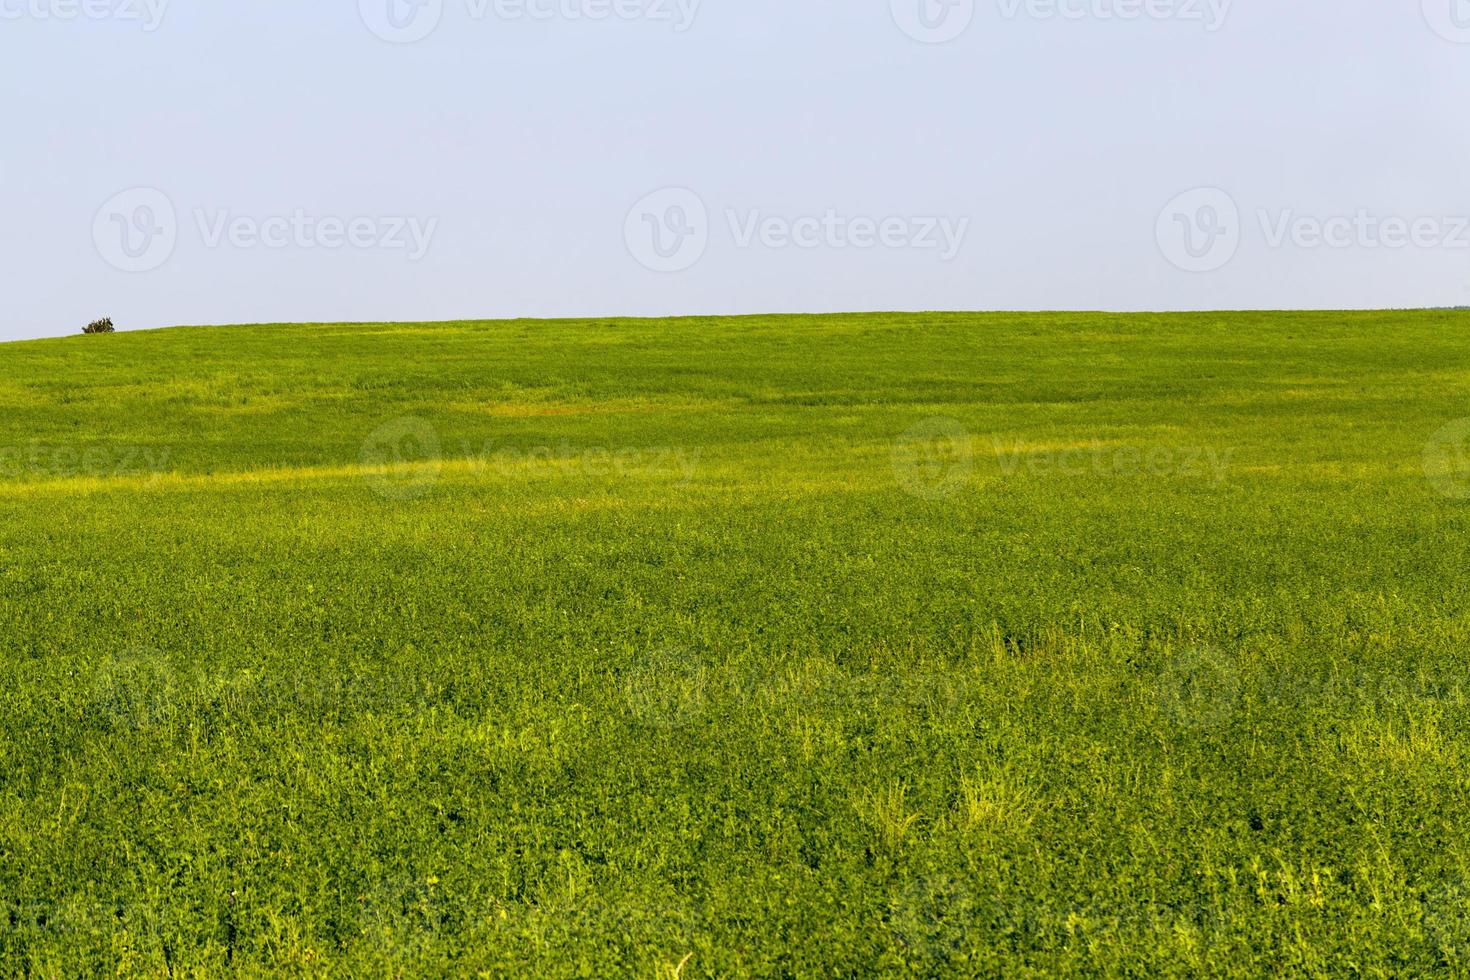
xmin=2 ymin=310 xmax=1470 ymax=976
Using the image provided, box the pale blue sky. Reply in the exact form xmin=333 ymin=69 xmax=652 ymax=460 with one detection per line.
xmin=3 ymin=1 xmax=1470 ymax=340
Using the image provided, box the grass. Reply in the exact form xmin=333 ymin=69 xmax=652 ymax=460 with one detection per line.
xmin=1 ymin=310 xmax=1469 ymax=975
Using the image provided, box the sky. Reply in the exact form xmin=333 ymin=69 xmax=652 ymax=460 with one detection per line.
xmin=3 ymin=0 xmax=1470 ymax=341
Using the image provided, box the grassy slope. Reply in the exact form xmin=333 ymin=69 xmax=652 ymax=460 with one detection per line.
xmin=1 ymin=311 xmax=1469 ymax=976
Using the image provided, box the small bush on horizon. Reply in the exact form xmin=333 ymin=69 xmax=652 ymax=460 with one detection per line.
xmin=83 ymin=317 xmax=115 ymax=334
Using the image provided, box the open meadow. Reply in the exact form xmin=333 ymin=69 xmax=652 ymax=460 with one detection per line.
xmin=2 ymin=311 xmax=1470 ymax=975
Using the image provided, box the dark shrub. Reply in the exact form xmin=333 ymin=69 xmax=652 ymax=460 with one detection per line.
xmin=84 ymin=318 xmax=115 ymax=334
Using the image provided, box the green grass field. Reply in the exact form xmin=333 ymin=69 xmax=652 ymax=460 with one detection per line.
xmin=3 ymin=311 xmax=1470 ymax=976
